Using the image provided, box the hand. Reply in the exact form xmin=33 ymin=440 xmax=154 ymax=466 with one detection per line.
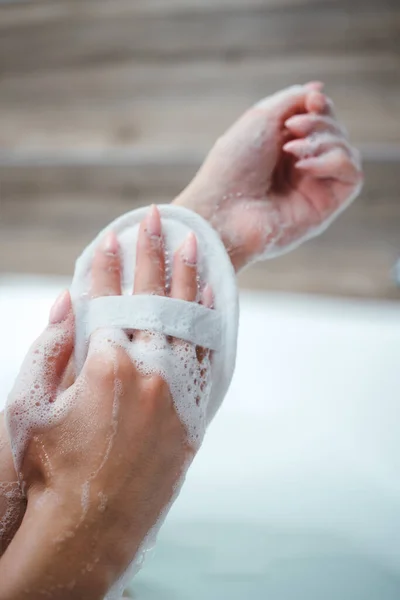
xmin=175 ymin=83 xmax=363 ymax=270
xmin=1 ymin=206 xmax=211 ymax=599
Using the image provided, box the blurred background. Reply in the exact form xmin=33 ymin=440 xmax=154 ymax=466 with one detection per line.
xmin=1 ymin=2 xmax=400 ymax=599
xmin=0 ymin=0 xmax=399 ymax=299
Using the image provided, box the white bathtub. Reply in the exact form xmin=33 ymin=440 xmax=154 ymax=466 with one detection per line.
xmin=1 ymin=277 xmax=400 ymax=599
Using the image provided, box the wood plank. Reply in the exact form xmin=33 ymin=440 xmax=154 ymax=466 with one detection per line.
xmin=0 ymin=102 xmax=244 ymax=152
xmin=1 ymin=0 xmax=398 ymax=148
xmin=0 ymin=151 xmax=398 ymax=202
xmin=1 ymin=158 xmax=399 ymax=300
xmin=1 ymin=55 xmax=399 ymax=147
xmin=2 ymin=55 xmax=397 ymax=109
xmin=1 ymin=94 xmax=399 ymax=153
xmin=1 ymin=2 xmax=399 ymax=76
xmin=0 ymin=0 xmax=326 ymax=29
xmin=0 ymin=148 xmax=199 ymax=200
xmin=2 ymin=0 xmax=398 ymax=27
xmin=238 ymin=243 xmax=400 ymax=300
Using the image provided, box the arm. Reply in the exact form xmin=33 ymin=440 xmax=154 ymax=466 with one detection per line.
xmin=0 ymin=414 xmax=24 ymax=556
xmin=0 ymin=491 xmax=112 ymax=600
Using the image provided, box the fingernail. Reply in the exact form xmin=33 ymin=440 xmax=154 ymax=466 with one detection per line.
xmin=284 ymin=116 xmax=299 ymax=127
xmin=202 ymin=284 xmax=214 ymax=308
xmin=309 ymin=91 xmax=327 ymax=112
xmin=147 ymin=205 xmax=161 ymax=237
xmin=181 ymin=232 xmax=197 ymax=265
xmin=49 ymin=290 xmax=71 ymax=324
xmin=103 ymin=231 xmax=119 ymax=255
xmin=295 ymin=159 xmax=313 ymax=169
xmin=305 ymin=81 xmax=324 ymax=91
xmin=283 ymin=141 xmax=295 ymax=151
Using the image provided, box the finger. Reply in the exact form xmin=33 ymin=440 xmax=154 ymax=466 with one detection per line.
xmin=305 ymin=90 xmax=329 ymax=114
xmin=196 ymin=284 xmax=214 ymax=364
xmin=134 ymin=205 xmax=165 ymax=296
xmin=201 ymin=283 xmax=214 ymax=309
xmin=91 ymin=231 xmax=121 ymax=298
xmin=6 ymin=291 xmax=75 ymax=465
xmin=304 ymin=81 xmax=324 ymax=92
xmin=170 ymin=232 xmax=198 ymax=302
xmin=284 ymin=114 xmax=344 ymax=139
xmin=312 ymin=93 xmax=337 ymax=119
xmin=295 ymin=148 xmax=362 ymax=185
xmin=283 ymin=134 xmax=351 ymax=161
xmin=255 ymin=82 xmax=324 ymax=123
xmin=170 ymin=232 xmax=198 ymax=350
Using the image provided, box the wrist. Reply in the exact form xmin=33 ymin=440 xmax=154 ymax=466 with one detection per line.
xmin=173 ymin=188 xmax=248 ymax=273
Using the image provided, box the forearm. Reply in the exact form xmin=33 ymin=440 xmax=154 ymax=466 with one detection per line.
xmin=0 ymin=413 xmax=25 ymax=556
xmin=0 ymin=491 xmax=114 ymax=600
xmin=0 ymin=414 xmax=17 ymax=484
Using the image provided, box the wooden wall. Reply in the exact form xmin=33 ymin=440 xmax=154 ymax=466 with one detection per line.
xmin=0 ymin=0 xmax=399 ymax=299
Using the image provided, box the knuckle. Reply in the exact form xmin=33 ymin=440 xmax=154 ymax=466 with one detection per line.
xmin=86 ymin=353 xmax=116 ymax=386
xmin=140 ymin=374 xmax=171 ymax=417
xmin=144 ymin=373 xmax=168 ymax=400
xmin=115 ymin=348 xmax=134 ymax=379
xmin=86 ymin=344 xmax=133 ymax=387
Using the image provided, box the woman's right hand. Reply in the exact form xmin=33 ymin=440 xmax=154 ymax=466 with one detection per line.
xmin=0 ymin=206 xmax=211 ymax=599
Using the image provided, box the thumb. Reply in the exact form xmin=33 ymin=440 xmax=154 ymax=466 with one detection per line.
xmin=9 ymin=290 xmax=74 ymax=405
xmin=6 ymin=290 xmax=75 ymax=473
